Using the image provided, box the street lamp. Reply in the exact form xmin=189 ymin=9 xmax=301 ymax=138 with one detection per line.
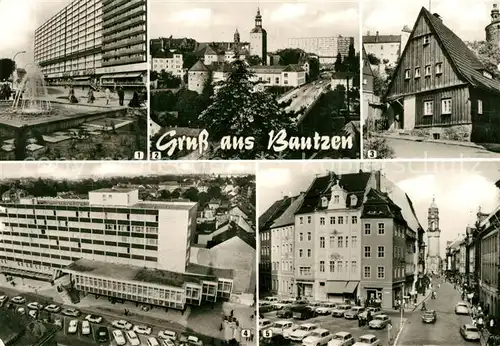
xmin=12 ymin=51 xmax=26 ymax=62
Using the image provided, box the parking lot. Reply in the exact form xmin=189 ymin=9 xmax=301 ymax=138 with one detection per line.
xmin=262 ymin=309 xmax=399 ymax=345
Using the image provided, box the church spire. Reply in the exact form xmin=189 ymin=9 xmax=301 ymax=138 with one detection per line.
xmin=234 ymin=27 xmax=240 ymax=44
xmin=255 ymin=8 xmax=262 ymax=27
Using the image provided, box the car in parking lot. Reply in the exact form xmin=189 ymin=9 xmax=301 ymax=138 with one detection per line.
xmin=353 ymin=334 xmax=381 ymax=346
xmin=332 ymin=305 xmax=352 ymax=317
xmin=112 ymin=319 xmax=133 ymax=330
xmin=277 ymin=308 xmax=293 ymax=318
xmin=85 ymin=314 xmax=103 ymax=324
xmin=27 ymin=302 xmax=44 ymax=310
xmin=422 ymin=310 xmax=437 ymax=323
xmin=96 ymin=326 xmax=110 ymax=343
xmin=148 ymin=337 xmax=161 ymax=346
xmin=368 ymin=315 xmax=391 ymax=329
xmin=16 ymin=307 xmax=25 ymax=315
xmin=62 ymin=308 xmax=81 ymax=317
xmin=269 ymin=320 xmax=296 ymax=336
xmin=81 ymin=320 xmax=91 ymax=335
xmin=44 ymin=304 xmax=60 ymax=313
xmin=113 ymin=330 xmax=127 ymax=346
xmin=28 ymin=309 xmax=38 ymax=319
xmin=126 ymin=330 xmax=141 ymax=346
xmin=460 ymin=324 xmax=481 ymax=341
xmin=259 ymin=318 xmax=273 ymax=329
xmin=67 ymin=320 xmax=78 ymax=334
xmin=455 ymin=302 xmax=469 ymax=315
xmin=158 ymin=329 xmax=177 ymax=340
xmin=292 ymin=306 xmax=317 ymax=320
xmin=327 ymin=332 xmax=355 ymax=346
xmin=358 ymin=307 xmax=382 ymax=320
xmin=11 ymin=296 xmax=25 ymax=304
xmin=289 ymin=323 xmax=319 ymax=342
xmin=133 ymin=324 xmax=152 ymax=335
xmin=344 ymin=307 xmax=365 ymax=320
xmin=302 ymin=328 xmax=333 ymax=346
xmin=0 ymin=295 xmax=8 ymax=305
xmin=186 ymin=335 xmax=203 ymax=345
xmin=316 ymin=303 xmax=336 ymax=315
xmin=261 ymin=335 xmax=291 ymax=346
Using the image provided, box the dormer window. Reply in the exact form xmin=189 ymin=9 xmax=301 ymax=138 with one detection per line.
xmin=405 ymin=69 xmax=411 ymax=80
xmin=415 ymin=67 xmax=421 ymax=78
xmin=425 ymin=65 xmax=431 ymax=77
xmin=350 ymin=195 xmax=358 ymax=206
xmin=435 ymin=63 xmax=443 ymax=75
xmin=333 ymin=195 xmax=340 ymax=204
xmin=321 ymin=197 xmax=328 ymax=207
xmin=423 ymin=35 xmax=431 ymax=45
xmin=483 ymin=71 xmax=493 ymax=79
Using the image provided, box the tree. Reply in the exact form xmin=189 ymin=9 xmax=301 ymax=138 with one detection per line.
xmin=182 ymin=187 xmax=199 ymax=201
xmin=159 ymin=70 xmax=181 ymax=88
xmin=345 ymin=43 xmax=359 ymax=73
xmin=276 ymin=48 xmax=305 ymax=65
xmin=160 ymin=189 xmax=171 ymax=199
xmin=467 ymin=40 xmax=500 ymax=79
xmin=175 ymin=89 xmax=204 ymax=127
xmin=150 ymin=70 xmax=159 ymax=81
xmin=367 ymin=53 xmax=381 ymax=65
xmin=200 ymin=69 xmax=214 ymax=107
xmin=373 ymin=65 xmax=396 ymax=98
xmin=198 ymin=60 xmax=297 ymax=159
xmin=171 ymin=188 xmax=181 ymax=198
xmin=307 ymin=57 xmax=320 ymax=81
xmin=0 ymin=58 xmax=15 ymax=81
xmin=334 ymin=53 xmax=344 ymax=72
xmin=363 ymin=135 xmax=395 ymax=159
xmin=247 ymin=55 xmax=262 ymax=66
xmin=207 ymin=185 xmax=222 ymax=199
xmin=182 ymin=52 xmax=199 ymax=70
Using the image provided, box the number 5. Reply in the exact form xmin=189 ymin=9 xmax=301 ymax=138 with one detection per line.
xmin=262 ymin=329 xmax=272 ymax=338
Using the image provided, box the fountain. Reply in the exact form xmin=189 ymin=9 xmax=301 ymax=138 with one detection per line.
xmin=11 ymin=64 xmax=52 ymax=114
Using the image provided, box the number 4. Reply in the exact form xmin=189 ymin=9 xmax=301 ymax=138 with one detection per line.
xmin=241 ymin=329 xmax=251 ymax=338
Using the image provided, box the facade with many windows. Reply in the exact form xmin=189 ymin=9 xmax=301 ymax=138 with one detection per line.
xmin=0 ymin=187 xmax=233 ymax=309
xmin=34 ymin=0 xmax=147 ymax=87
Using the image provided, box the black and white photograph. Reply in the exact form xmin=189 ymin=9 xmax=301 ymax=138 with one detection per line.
xmin=0 ymin=161 xmax=256 ymax=346
xmin=149 ymin=0 xmax=360 ymax=160
xmin=257 ymin=160 xmax=500 ymax=346
xmin=0 ymin=0 xmax=147 ymax=160
xmin=363 ymin=0 xmax=500 ymax=159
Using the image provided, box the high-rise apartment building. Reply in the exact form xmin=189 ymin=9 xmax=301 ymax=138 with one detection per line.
xmin=34 ymin=0 xmax=147 ymax=87
xmin=0 ymin=188 xmax=233 ymax=309
xmin=288 ymin=36 xmax=355 ymax=63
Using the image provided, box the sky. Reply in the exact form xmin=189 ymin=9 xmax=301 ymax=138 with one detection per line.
xmin=258 ymin=161 xmax=500 ymax=255
xmin=0 ymin=161 xmax=255 ymax=180
xmin=0 ymin=0 xmax=72 ymax=68
xmin=150 ymin=0 xmax=360 ymax=51
xmin=363 ymin=0 xmax=495 ymax=42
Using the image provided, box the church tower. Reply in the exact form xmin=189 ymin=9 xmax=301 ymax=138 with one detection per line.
xmin=426 ymin=197 xmax=441 ymax=275
xmin=249 ymin=8 xmax=268 ymax=65
xmin=234 ymin=28 xmax=240 ymax=45
xmin=486 ymin=4 xmax=500 ymax=45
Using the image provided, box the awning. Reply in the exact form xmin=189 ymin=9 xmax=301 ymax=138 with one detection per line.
xmin=73 ymin=76 xmax=90 ymax=81
xmin=326 ymin=281 xmax=348 ymax=294
xmin=101 ymin=73 xmax=143 ymax=79
xmin=343 ymin=281 xmax=359 ymax=294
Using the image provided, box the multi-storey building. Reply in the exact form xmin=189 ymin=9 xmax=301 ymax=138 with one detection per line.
xmin=0 ymin=187 xmax=233 ymax=309
xmin=249 ymin=8 xmax=267 ymax=65
xmin=288 ymin=36 xmax=354 ymax=64
xmin=362 ymin=27 xmax=411 ymax=68
xmin=150 ymin=52 xmax=184 ymax=78
xmin=426 ymin=198 xmax=441 ymax=274
xmin=34 ymin=0 xmax=147 ymax=87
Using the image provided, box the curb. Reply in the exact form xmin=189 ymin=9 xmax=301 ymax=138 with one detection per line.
xmin=392 ymin=319 xmax=406 ymax=346
xmin=374 ymin=134 xmax=491 ymax=150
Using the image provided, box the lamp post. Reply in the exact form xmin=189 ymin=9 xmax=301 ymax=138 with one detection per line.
xmin=12 ymin=51 xmax=26 ymax=62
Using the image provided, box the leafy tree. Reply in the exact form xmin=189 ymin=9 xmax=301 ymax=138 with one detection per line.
xmin=171 ymin=188 xmax=181 ymax=198
xmin=150 ymin=70 xmax=159 ymax=81
xmin=307 ymin=57 xmax=320 ymax=81
xmin=334 ymin=53 xmax=344 ymax=72
xmin=247 ymin=55 xmax=262 ymax=66
xmin=198 ymin=60 xmax=297 ymax=159
xmin=182 ymin=187 xmax=199 ymax=201
xmin=276 ymin=48 xmax=305 ymax=65
xmin=345 ymin=43 xmax=359 ymax=73
xmin=183 ymin=52 xmax=199 ymax=70
xmin=175 ymin=89 xmax=204 ymax=127
xmin=200 ymin=69 xmax=214 ymax=107
xmin=150 ymin=90 xmax=176 ymax=112
xmin=363 ymin=135 xmax=395 ymax=159
xmin=0 ymin=58 xmax=15 ymax=81
xmin=207 ymin=185 xmax=222 ymax=199
xmin=373 ymin=65 xmax=396 ymax=97
xmin=159 ymin=70 xmax=181 ymax=88
xmin=467 ymin=40 xmax=500 ymax=79
xmin=367 ymin=53 xmax=381 ymax=65
xmin=160 ymin=189 xmax=171 ymax=199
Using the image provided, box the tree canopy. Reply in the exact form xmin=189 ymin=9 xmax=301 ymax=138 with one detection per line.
xmin=0 ymin=58 xmax=15 ymax=81
xmin=467 ymin=40 xmax=500 ymax=79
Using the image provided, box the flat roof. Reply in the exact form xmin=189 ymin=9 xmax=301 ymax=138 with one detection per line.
xmin=65 ymin=259 xmax=232 ymax=288
xmin=92 ymin=188 xmax=138 ymax=193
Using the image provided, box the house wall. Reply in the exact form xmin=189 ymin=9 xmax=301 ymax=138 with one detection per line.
xmin=470 ymin=87 xmax=500 ymax=143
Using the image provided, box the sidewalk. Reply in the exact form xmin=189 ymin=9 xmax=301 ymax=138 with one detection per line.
xmin=376 ymin=132 xmax=500 ymax=152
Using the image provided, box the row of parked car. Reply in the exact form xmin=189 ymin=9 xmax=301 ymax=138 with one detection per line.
xmin=0 ymin=294 xmax=203 ymax=346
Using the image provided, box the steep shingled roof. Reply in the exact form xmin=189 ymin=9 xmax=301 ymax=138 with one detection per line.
xmin=363 ymin=34 xmax=401 ymax=44
xmin=361 ymin=188 xmax=407 ymax=226
xmin=207 ymin=221 xmax=256 ymax=249
xmin=189 ymin=60 xmax=209 ymax=72
xmin=259 ymin=197 xmax=293 ymax=231
xmin=271 ymin=193 xmax=305 ymax=228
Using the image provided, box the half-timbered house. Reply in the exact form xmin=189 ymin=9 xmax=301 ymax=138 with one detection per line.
xmin=384 ymin=7 xmax=500 ymax=142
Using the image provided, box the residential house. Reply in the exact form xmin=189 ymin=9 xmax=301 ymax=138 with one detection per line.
xmin=150 ymin=51 xmax=184 ymax=78
xmin=208 ymin=199 xmax=221 ymax=210
xmin=363 ymin=27 xmax=411 ymax=68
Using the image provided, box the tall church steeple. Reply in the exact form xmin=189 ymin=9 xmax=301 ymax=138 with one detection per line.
xmin=234 ymin=28 xmax=240 ymax=44
xmin=255 ymin=8 xmax=262 ymax=27
xmin=426 ymin=196 xmax=441 ymax=275
xmin=428 ymin=196 xmax=439 ymax=232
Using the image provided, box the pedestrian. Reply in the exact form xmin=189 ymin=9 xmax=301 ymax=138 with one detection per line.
xmin=490 ymin=317 xmax=495 ymax=333
xmin=478 ymin=316 xmax=485 ymax=331
xmin=87 ymin=88 xmax=94 ymax=103
xmin=117 ymin=86 xmax=125 ymax=106
xmin=219 ymin=323 xmax=223 ymax=331
xmin=105 ymin=87 xmax=111 ymax=105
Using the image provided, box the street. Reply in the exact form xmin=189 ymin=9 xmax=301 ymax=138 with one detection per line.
xmin=385 ymin=138 xmax=500 ymax=158
xmin=279 ymin=80 xmax=330 ymax=114
xmin=396 ymin=282 xmax=475 ymax=346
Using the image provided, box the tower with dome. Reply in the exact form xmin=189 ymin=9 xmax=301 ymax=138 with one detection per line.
xmin=249 ymin=8 xmax=268 ymax=65
xmin=426 ymin=197 xmax=441 ymax=275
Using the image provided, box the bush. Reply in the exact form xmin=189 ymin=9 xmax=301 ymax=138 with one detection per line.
xmin=364 ymin=135 xmax=395 ymax=159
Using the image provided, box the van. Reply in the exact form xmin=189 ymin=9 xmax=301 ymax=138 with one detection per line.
xmin=158 ymin=329 xmax=177 ymax=340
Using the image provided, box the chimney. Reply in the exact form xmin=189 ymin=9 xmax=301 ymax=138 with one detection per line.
xmin=374 ymin=171 xmax=381 ymax=191
xmin=433 ymin=13 xmax=442 ymax=21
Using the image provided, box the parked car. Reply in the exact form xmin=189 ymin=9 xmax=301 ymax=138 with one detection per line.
xmin=0 ymin=295 xmax=7 ymax=304
xmin=261 ymin=335 xmax=291 ymax=346
xmin=126 ymin=330 xmax=141 ymax=346
xmin=332 ymin=305 xmax=352 ymax=317
xmin=277 ymin=308 xmax=293 ymax=318
xmin=455 ymin=302 xmax=469 ymax=315
xmin=147 ymin=337 xmax=160 ymax=346
xmin=344 ymin=307 xmax=365 ymax=320
xmin=62 ymin=308 xmax=81 ymax=317
xmin=85 ymin=314 xmax=103 ymax=324
xmin=134 ymin=325 xmax=152 ymax=335
xmin=292 ymin=306 xmax=317 ymax=320
xmin=27 ymin=302 xmax=44 ymax=310
xmin=113 ymin=330 xmax=127 ymax=346
xmin=327 ymin=332 xmax=355 ymax=346
xmin=302 ymin=328 xmax=333 ymax=346
xmin=44 ymin=304 xmax=60 ymax=313
xmin=316 ymin=303 xmax=336 ymax=315
xmin=162 ymin=339 xmax=176 ymax=346
xmin=96 ymin=326 xmax=110 ymax=343
xmin=158 ymin=329 xmax=177 ymax=340
xmin=259 ymin=318 xmax=273 ymax=330
xmin=54 ymin=318 xmax=63 ymax=329
xmin=11 ymin=296 xmax=25 ymax=304
xmin=269 ymin=320 xmax=296 ymax=336
xmin=82 ymin=320 xmax=91 ymax=335
xmin=460 ymin=324 xmax=481 ymax=341
xmin=16 ymin=307 xmax=25 ymax=315
xmin=28 ymin=309 xmax=38 ymax=319
xmin=68 ymin=320 xmax=78 ymax=334
xmin=368 ymin=315 xmax=391 ymax=329
xmin=289 ymin=323 xmax=319 ymax=342
xmin=359 ymin=307 xmax=382 ymax=320
xmin=353 ymin=334 xmax=381 ymax=346
xmin=184 ymin=335 xmax=203 ymax=346
xmin=422 ymin=310 xmax=437 ymax=323
xmin=112 ymin=319 xmax=133 ymax=330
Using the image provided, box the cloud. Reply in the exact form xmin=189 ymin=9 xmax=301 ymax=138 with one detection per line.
xmin=311 ymin=8 xmax=359 ymax=27
xmin=168 ymin=8 xmax=212 ymax=25
xmin=270 ymin=3 xmax=308 ymax=22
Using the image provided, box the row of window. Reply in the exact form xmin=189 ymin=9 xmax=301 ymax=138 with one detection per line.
xmin=320 ymin=235 xmax=358 ymax=249
xmin=364 ymin=245 xmax=386 ymax=258
xmin=364 ymin=223 xmax=385 ymax=235
xmin=404 ymin=62 xmax=443 ymax=80
xmin=363 ymin=265 xmax=385 ymax=279
xmin=423 ymin=98 xmax=452 ymax=116
xmin=299 ymin=215 xmax=358 ymax=225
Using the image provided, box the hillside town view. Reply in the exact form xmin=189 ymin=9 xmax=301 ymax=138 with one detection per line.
xmin=363 ymin=1 xmax=500 ymax=159
xmin=0 ymin=163 xmax=256 ymax=346
xmin=149 ymin=2 xmax=360 ymax=160
xmin=0 ymin=0 xmax=147 ymax=160
xmin=257 ymin=161 xmax=500 ymax=346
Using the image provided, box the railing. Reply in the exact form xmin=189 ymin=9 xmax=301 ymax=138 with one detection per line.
xmin=102 ymin=25 xmax=145 ymax=43
xmin=103 ymin=0 xmax=143 ymax=20
xmin=102 ymin=55 xmax=145 ymax=66
xmin=103 ymin=6 xmax=145 ymax=29
xmin=103 ymin=17 xmax=145 ymax=36
xmin=102 ymin=46 xmax=145 ymax=59
xmin=102 ymin=36 xmax=144 ymax=51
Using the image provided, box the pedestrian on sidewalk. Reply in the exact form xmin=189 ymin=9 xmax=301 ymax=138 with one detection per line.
xmin=105 ymin=88 xmax=111 ymax=105
xmin=117 ymin=86 xmax=125 ymax=106
xmin=478 ymin=316 xmax=485 ymax=331
xmin=490 ymin=317 xmax=495 ymax=333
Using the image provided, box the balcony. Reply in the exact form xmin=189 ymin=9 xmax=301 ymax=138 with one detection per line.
xmin=102 ymin=36 xmax=145 ymax=52
xmin=103 ymin=47 xmax=145 ymax=59
xmin=102 ymin=55 xmax=145 ymax=66
xmin=103 ymin=17 xmax=145 ymax=37
xmin=103 ymin=6 xmax=145 ymax=30
xmin=103 ymin=0 xmax=143 ymax=20
xmin=102 ymin=26 xmax=145 ymax=44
